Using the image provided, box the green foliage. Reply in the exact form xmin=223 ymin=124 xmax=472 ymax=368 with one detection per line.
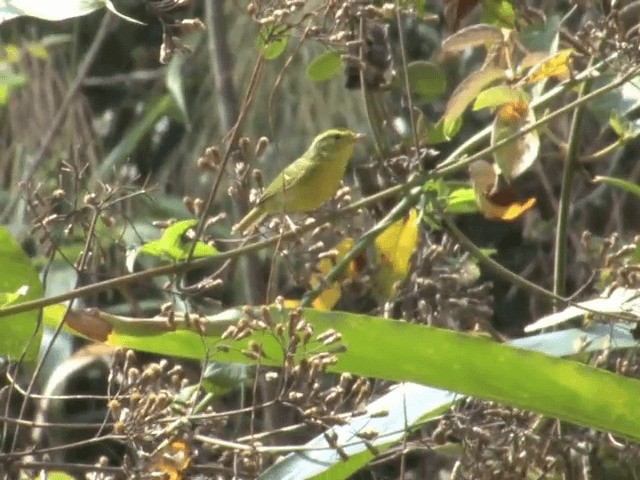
xmin=473 ymin=85 xmax=529 ymax=111
xmin=405 ymin=61 xmax=447 ymax=100
xmin=257 ymin=25 xmax=288 ymax=60
xmin=482 ymin=0 xmax=516 ymax=28
xmin=98 ymin=307 xmax=640 ymax=443
xmin=136 ymin=220 xmax=219 ymax=263
xmin=306 ymin=50 xmax=342 ymax=82
xmin=0 ymin=226 xmax=43 ymax=362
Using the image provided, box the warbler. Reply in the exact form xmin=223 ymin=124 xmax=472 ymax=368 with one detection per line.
xmin=232 ymin=129 xmax=363 ymax=234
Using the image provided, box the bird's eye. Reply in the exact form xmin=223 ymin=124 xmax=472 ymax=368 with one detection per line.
xmin=333 ymin=134 xmax=341 ymax=140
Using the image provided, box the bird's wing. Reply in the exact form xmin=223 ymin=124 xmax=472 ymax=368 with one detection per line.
xmin=258 ymin=157 xmax=316 ymax=205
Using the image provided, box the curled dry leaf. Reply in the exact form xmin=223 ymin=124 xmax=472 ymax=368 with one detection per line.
xmin=469 ymin=160 xmax=536 ymax=221
xmin=491 ymin=101 xmax=540 ymax=181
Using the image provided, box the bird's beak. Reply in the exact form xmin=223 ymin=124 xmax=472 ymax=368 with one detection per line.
xmin=354 ymin=133 xmax=365 ymax=142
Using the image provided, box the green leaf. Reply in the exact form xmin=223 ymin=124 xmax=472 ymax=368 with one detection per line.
xmin=444 ymin=187 xmax=479 ymax=214
xmin=593 ymin=175 xmax=640 ymax=199
xmin=99 ymin=308 xmax=640 ymax=444
xmin=443 ymin=67 xmax=506 ymax=138
xmin=257 ymin=25 xmax=288 ymax=60
xmin=166 ymin=53 xmax=189 ymax=123
xmin=0 ymin=226 xmax=43 ymax=362
xmin=473 ymin=86 xmax=529 ymax=111
xmin=137 ymin=219 xmax=219 ymax=263
xmin=201 ymin=362 xmax=249 ymax=396
xmin=482 ymin=0 xmax=516 ymax=28
xmin=306 ymin=50 xmax=342 ymax=82
xmin=405 ymin=61 xmax=447 ymax=100
xmin=259 ymin=322 xmax=637 ymax=480
xmin=418 ymin=116 xmax=461 ymax=145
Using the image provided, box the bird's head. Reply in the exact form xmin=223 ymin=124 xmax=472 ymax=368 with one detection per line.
xmin=308 ymin=129 xmax=364 ymax=160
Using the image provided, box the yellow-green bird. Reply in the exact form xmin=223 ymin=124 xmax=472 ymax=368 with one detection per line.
xmin=232 ymin=129 xmax=363 ymax=235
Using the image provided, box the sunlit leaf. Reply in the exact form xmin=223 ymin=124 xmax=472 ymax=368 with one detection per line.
xmin=441 ymin=23 xmax=504 ymax=52
xmin=257 ymin=25 xmax=288 ymax=60
xmin=482 ymin=0 xmax=515 ymax=28
xmin=0 ymin=70 xmax=27 ymax=104
xmin=418 ymin=115 xmax=462 ymax=145
xmin=306 ymin=50 xmax=342 ymax=82
xmin=443 ymin=67 xmax=506 ymax=138
xmin=491 ymin=101 xmax=540 ymax=180
xmin=373 ymin=210 xmax=419 ymax=299
xmin=0 ymin=226 xmax=43 ymax=362
xmin=310 ymin=238 xmax=362 ymax=310
xmin=445 ymin=187 xmax=479 ymax=214
xmin=405 ymin=60 xmax=447 ymax=100
xmin=525 ymin=287 xmax=640 ymax=332
xmin=135 ymin=219 xmax=218 ymax=265
xmin=522 ymin=49 xmax=574 ymax=84
xmin=473 ymin=86 xmax=529 ymax=111
xmin=0 ymin=0 xmax=105 ymax=23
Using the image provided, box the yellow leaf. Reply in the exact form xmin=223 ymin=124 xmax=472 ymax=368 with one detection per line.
xmin=374 ymin=210 xmax=419 ymax=299
xmin=309 ymin=238 xmax=359 ymax=311
xmin=469 ymin=160 xmax=536 ymax=221
xmin=482 ymin=196 xmax=537 ymax=221
xmin=523 ymin=49 xmax=573 ymax=84
xmin=150 ymin=439 xmax=192 ymax=480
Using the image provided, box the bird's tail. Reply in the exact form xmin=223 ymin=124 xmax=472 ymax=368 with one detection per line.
xmin=231 ymin=207 xmax=265 ymax=235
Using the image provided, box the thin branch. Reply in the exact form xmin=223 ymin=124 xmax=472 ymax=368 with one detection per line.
xmin=553 ymin=78 xmax=590 ymax=300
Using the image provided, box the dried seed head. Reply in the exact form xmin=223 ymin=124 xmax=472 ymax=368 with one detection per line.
xmin=180 ymin=18 xmax=205 ymax=33
xmin=84 ymin=193 xmax=99 ymax=206
xmin=239 ymin=137 xmax=252 ymax=158
xmin=51 ymin=189 xmax=66 ymax=200
xmin=193 ymin=197 xmax=204 ymax=216
xmin=221 ymin=325 xmax=238 ymax=340
xmin=197 ymin=155 xmax=216 ymax=172
xmin=252 ymin=169 xmax=263 ymax=190
xmin=205 ymin=146 xmax=222 ymax=166
xmin=183 ymin=196 xmax=195 ymax=215
xmin=100 ymin=214 xmax=115 ymax=227
xmin=287 ymin=391 xmax=305 ymax=402
xmin=255 ymin=136 xmax=269 ymax=157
